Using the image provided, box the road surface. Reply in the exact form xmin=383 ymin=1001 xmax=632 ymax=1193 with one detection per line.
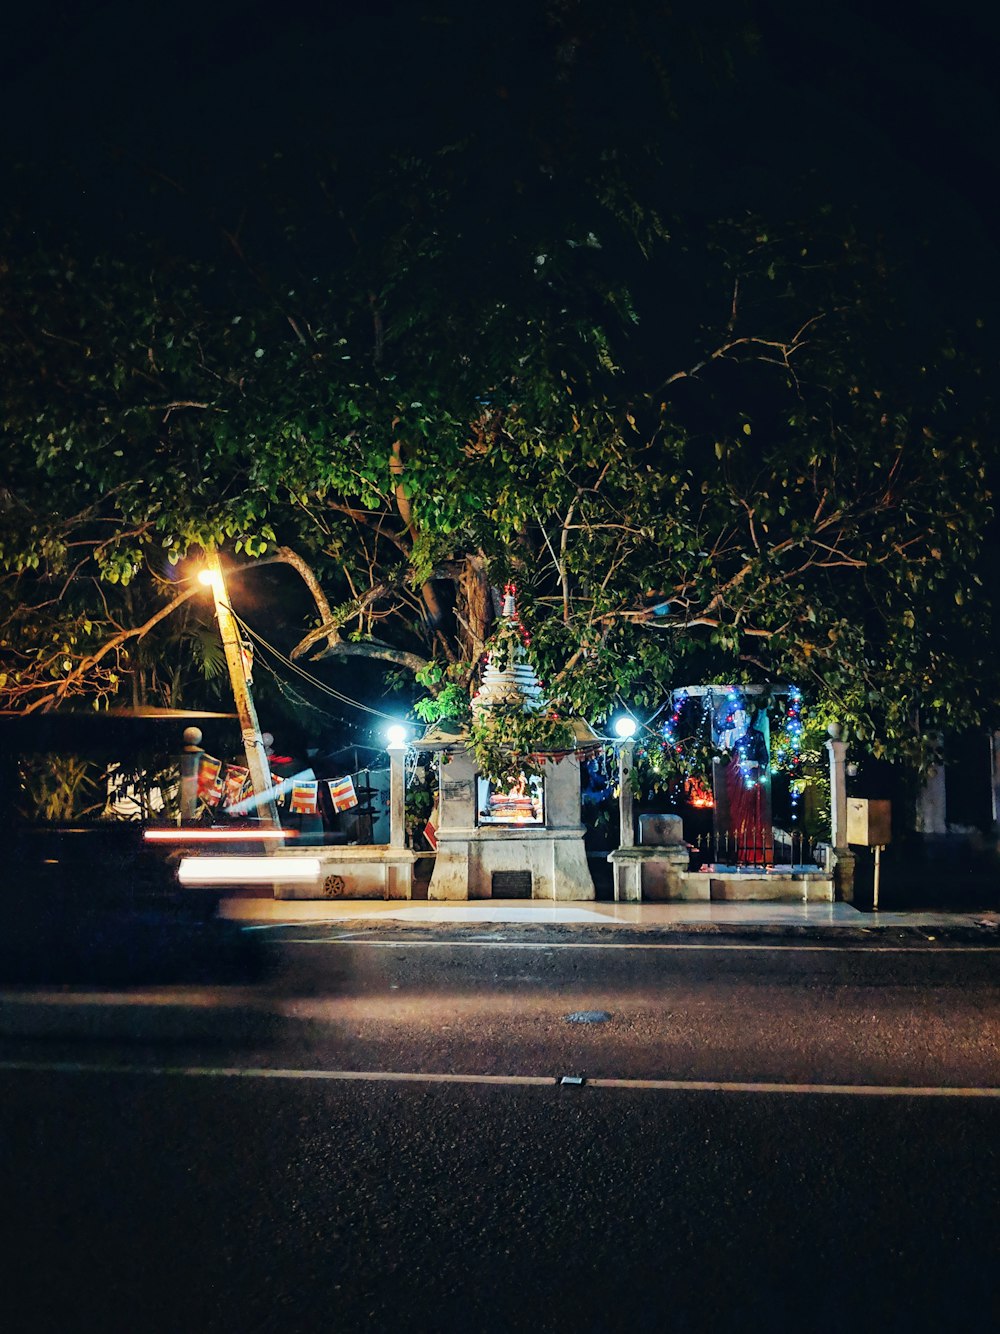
xmin=1 ymin=926 xmax=997 ymax=1332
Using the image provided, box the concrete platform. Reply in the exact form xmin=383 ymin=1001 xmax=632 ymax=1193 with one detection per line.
xmin=219 ymin=898 xmax=1000 ymax=930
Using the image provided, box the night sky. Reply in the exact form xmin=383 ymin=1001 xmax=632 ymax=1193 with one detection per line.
xmin=3 ymin=0 xmax=999 ymax=309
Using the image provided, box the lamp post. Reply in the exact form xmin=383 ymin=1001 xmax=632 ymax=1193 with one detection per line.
xmin=609 ymin=714 xmax=640 ymax=902
xmin=386 ymin=723 xmax=408 ymax=850
xmin=614 ymin=715 xmax=638 ymax=852
xmin=199 ymin=551 xmax=280 ymax=827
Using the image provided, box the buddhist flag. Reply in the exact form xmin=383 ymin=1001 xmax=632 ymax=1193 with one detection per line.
xmin=222 ymin=764 xmax=250 ymax=808
xmin=327 ymin=775 xmax=358 ymax=812
xmin=289 ymin=779 xmax=319 ymax=815
xmin=197 ymin=754 xmax=223 ymax=806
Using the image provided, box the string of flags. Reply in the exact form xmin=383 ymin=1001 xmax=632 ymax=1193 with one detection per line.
xmin=196 ymin=753 xmax=359 ymax=815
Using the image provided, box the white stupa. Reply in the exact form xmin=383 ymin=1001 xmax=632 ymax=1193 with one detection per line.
xmin=470 ymin=588 xmax=545 ymax=715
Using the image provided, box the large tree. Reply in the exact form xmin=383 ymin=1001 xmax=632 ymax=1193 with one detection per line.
xmin=2 ymin=0 xmax=996 ymax=767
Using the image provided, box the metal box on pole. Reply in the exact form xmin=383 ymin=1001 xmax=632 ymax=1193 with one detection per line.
xmin=846 ymin=799 xmax=892 ymax=847
xmin=846 ymin=798 xmax=891 ymax=910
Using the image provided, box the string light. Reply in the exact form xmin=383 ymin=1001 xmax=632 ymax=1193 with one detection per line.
xmin=661 ymin=686 xmax=808 ymax=813
xmin=786 ymin=685 xmax=804 ymax=821
xmin=721 ymin=687 xmax=758 ymax=789
xmin=662 ymin=689 xmax=688 ymax=748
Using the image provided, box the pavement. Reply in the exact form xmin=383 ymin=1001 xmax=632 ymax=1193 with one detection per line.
xmin=219 ymin=895 xmax=1000 ymax=934
xmin=1 ymin=894 xmax=996 ymax=1043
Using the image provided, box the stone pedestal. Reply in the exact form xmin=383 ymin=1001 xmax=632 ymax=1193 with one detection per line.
xmin=815 ymin=840 xmax=856 ymax=904
xmin=832 ymin=847 xmax=856 ymax=903
xmin=426 ymin=749 xmax=595 ymax=901
xmin=608 ymin=844 xmax=690 ymax=901
xmin=273 ymin=845 xmax=416 ymax=899
xmin=610 ymin=811 xmax=690 ymax=901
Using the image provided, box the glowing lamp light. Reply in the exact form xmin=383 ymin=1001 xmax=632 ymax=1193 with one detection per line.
xmin=613 ymin=715 xmax=637 ymax=740
xmin=198 ymin=568 xmax=222 ymax=591
xmin=386 ymin=723 xmax=409 ymax=748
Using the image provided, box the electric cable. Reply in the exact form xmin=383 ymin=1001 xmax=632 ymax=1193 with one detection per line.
xmin=224 ymin=604 xmax=408 ymax=724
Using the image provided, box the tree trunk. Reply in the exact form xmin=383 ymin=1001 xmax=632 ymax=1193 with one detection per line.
xmin=390 ymin=437 xmax=448 ymax=631
xmin=459 ymin=553 xmax=492 ymax=659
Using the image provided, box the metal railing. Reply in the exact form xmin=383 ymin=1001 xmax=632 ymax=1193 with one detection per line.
xmin=691 ymin=828 xmax=819 ymax=869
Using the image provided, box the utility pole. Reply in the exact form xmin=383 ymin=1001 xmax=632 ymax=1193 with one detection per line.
xmin=200 ymin=549 xmax=280 ymax=827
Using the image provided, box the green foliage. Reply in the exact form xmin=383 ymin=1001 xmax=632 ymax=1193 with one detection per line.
xmin=404 ymin=760 xmax=436 ymax=849
xmin=413 ymin=682 xmax=471 ymax=726
xmin=17 ymin=754 xmax=102 ymax=821
xmin=796 ymin=713 xmax=834 ymax=843
xmin=183 ymin=625 xmax=228 ymax=683
xmin=467 ymin=704 xmax=578 ymax=790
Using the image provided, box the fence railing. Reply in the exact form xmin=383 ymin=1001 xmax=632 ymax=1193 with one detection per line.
xmin=691 ymin=829 xmax=819 ymax=869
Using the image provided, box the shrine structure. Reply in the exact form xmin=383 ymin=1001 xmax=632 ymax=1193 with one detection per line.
xmin=414 ymin=590 xmax=600 ymax=900
xmin=609 ymin=682 xmax=834 ymax=903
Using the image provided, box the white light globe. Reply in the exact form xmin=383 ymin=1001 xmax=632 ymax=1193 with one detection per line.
xmin=386 ymin=723 xmax=408 ymax=748
xmin=197 ymin=568 xmax=217 ymax=587
xmin=613 ymin=715 xmax=637 ymax=739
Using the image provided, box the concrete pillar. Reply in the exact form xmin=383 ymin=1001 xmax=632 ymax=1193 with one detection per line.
xmin=611 ymin=853 xmax=642 ymax=903
xmin=826 ymin=724 xmax=848 ymax=847
xmin=990 ymin=731 xmax=1000 ymax=837
xmin=618 ymin=740 xmax=635 ymax=850
xmin=825 ymin=722 xmax=855 ymax=902
xmin=388 ymin=741 xmax=406 ymax=849
xmin=915 ymin=735 xmax=947 ymax=836
xmin=179 ymin=726 xmax=203 ymax=822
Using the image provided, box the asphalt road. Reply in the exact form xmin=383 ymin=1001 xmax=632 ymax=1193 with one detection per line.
xmin=1 ymin=929 xmax=997 ymax=1333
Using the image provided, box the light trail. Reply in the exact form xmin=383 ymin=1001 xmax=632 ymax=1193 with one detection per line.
xmin=144 ymin=828 xmax=296 ymax=842
xmin=178 ymin=855 xmax=321 ymax=885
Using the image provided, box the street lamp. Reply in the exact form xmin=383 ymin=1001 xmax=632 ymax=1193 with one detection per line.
xmin=385 ymin=722 xmax=409 ymax=847
xmin=386 ymin=723 xmax=409 ymax=749
xmin=612 ymin=714 xmax=638 ymax=855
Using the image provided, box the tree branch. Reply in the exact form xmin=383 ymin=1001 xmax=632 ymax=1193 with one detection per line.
xmin=32 ymin=584 xmax=201 ymax=712
xmin=306 ymin=641 xmax=430 ymax=675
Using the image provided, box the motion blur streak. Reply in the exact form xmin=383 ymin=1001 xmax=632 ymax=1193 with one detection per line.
xmin=177 ymin=856 xmax=320 ymax=885
xmin=144 ymin=829 xmax=296 ymax=842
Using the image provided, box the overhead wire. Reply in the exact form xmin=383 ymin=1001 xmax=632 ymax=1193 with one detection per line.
xmin=224 ymin=604 xmax=408 ymax=724
xmin=253 ymin=651 xmax=341 ymax=724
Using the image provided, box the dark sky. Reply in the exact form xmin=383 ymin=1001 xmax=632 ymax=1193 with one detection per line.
xmin=2 ymin=0 xmax=999 ymax=321
xmin=4 ymin=2 xmax=998 ymax=201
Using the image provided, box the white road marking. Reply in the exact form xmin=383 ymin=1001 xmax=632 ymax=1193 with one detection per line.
xmin=276 ymin=937 xmax=1000 ymax=954
xmin=0 ymin=1059 xmax=997 ymax=1098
